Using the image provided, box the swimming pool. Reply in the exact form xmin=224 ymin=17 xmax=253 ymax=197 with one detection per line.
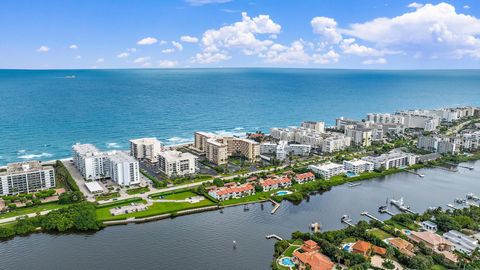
xmin=275 ymin=190 xmax=292 ymax=196
xmin=346 ymin=171 xmax=357 ymax=178
xmin=279 ymin=257 xmax=295 ymax=267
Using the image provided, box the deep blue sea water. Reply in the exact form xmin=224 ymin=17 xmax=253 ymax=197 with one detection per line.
xmin=1 ymin=68 xmax=479 ymax=165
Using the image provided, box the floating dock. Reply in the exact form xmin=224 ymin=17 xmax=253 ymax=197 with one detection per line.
xmin=378 ymin=207 xmax=395 ymax=216
xmin=341 ymin=215 xmax=354 ymax=226
xmin=446 ymin=162 xmax=474 ymax=170
xmin=361 ymin=211 xmax=384 ymax=223
xmin=433 ymin=165 xmax=458 ymax=172
xmin=266 ymin=234 xmax=283 ymax=241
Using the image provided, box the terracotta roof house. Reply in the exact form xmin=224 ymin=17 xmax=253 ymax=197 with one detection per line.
xmin=301 ymin=240 xmax=320 ymax=252
xmin=295 ymin=172 xmax=315 ymax=184
xmin=260 ymin=177 xmax=292 ymax=192
xmin=293 ymin=250 xmax=335 ymax=270
xmin=207 ymin=183 xmax=255 ymax=201
xmin=408 ymin=231 xmax=457 ymax=263
xmin=388 ymin=238 xmax=415 ymax=257
xmin=351 ymin=240 xmax=386 ymax=257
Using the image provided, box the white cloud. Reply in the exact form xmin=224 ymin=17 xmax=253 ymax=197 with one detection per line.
xmin=137 ymin=37 xmax=158 ymax=45
xmin=141 ymin=62 xmax=152 ymax=67
xmin=339 ymin=38 xmax=385 ymax=57
xmin=362 ymin=58 xmax=387 ymax=65
xmin=160 ymin=40 xmax=167 ymax=45
xmin=69 ymin=44 xmax=78 ymax=49
xmin=195 ymin=12 xmax=281 ymax=63
xmin=96 ymin=58 xmax=105 ymax=63
xmin=311 ymin=17 xmax=343 ymax=44
xmin=186 ymin=0 xmax=232 ymax=6
xmin=194 ymin=52 xmax=231 ymax=64
xmin=407 ymin=2 xmax=424 ymax=9
xmin=180 ymin=36 xmax=199 ymax=43
xmin=158 ymin=60 xmax=179 ymax=67
xmin=75 ymin=55 xmax=82 ymax=60
xmin=263 ymin=40 xmax=311 ymax=64
xmin=343 ymin=3 xmax=480 ymax=59
xmin=117 ymin=52 xmax=129 ymax=58
xmin=313 ymin=50 xmax=340 ymax=64
xmin=127 ymin=48 xmax=137 ymax=52
xmin=133 ymin=56 xmax=151 ymax=64
xmin=172 ymin=41 xmax=183 ymax=51
xmin=36 ymin=46 xmax=50 ymax=52
xmin=162 ymin=48 xmax=175 ymax=54
xmin=464 ymin=5 xmax=470 ymax=9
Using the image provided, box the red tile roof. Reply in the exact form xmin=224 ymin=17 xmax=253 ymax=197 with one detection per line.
xmin=260 ymin=177 xmax=291 ymax=186
xmin=214 ymin=184 xmax=254 ymax=196
xmin=296 ymin=172 xmax=315 ymax=180
xmin=293 ymin=250 xmax=335 ymax=270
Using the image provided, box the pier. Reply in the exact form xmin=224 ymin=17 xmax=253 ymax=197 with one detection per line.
xmin=378 ymin=208 xmax=395 ymax=216
xmin=433 ymin=165 xmax=458 ymax=172
xmin=361 ymin=211 xmax=384 ymax=223
xmin=446 ymin=162 xmax=474 ymax=170
xmin=404 ymin=169 xmax=425 ymax=177
xmin=447 ymin=204 xmax=460 ymax=210
xmin=266 ymin=234 xmax=283 ymax=241
xmin=341 ymin=215 xmax=354 ymax=226
xmin=269 ymin=199 xmax=281 ymax=214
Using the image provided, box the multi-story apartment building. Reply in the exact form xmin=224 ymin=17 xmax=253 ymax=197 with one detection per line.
xmin=366 ymin=113 xmax=405 ymax=125
xmin=129 ymin=137 xmax=162 ymax=162
xmin=260 ymin=140 xmax=311 ymax=161
xmin=308 ymin=163 xmax=344 ymax=179
xmin=417 ymin=136 xmax=458 ymax=154
xmin=345 ymin=127 xmax=373 ymax=147
xmin=0 ymin=161 xmax=55 ymax=196
xmin=73 ymin=143 xmax=140 ymax=185
xmin=158 ymin=150 xmax=197 ymax=177
xmin=362 ymin=150 xmax=417 ymax=170
xmin=72 ymin=143 xmax=112 ymax=180
xmin=109 ymin=151 xmax=140 ymax=186
xmin=321 ymin=134 xmax=351 ymax=153
xmin=300 ymin=121 xmax=325 ymax=133
xmin=343 ymin=159 xmax=374 ymax=175
xmin=195 ymin=132 xmax=259 ymax=165
xmin=335 ymin=117 xmax=360 ymax=130
xmin=396 ymin=110 xmax=440 ymax=131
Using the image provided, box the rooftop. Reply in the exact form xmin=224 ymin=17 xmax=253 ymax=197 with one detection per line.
xmin=109 ymin=151 xmax=137 ymax=163
xmin=159 ymin=150 xmax=197 ymax=161
xmin=129 ymin=137 xmax=161 ymax=145
xmin=85 ymin=181 xmax=103 ymax=193
xmin=310 ymin=162 xmax=343 ymax=170
xmin=3 ymin=161 xmax=52 ymax=175
xmin=72 ymin=143 xmax=101 ymax=155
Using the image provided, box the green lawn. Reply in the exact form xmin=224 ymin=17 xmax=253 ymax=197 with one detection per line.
xmin=126 ymin=187 xmax=150 ymax=195
xmin=95 ymin=192 xmax=120 ymax=201
xmin=341 ymin=237 xmax=357 ymax=244
xmin=149 ymin=188 xmax=197 ymax=199
xmin=431 ymin=265 xmax=447 ymax=270
xmin=0 ymin=202 xmax=67 ymax=220
xmin=219 ymin=191 xmax=272 ymax=206
xmin=283 ymin=245 xmax=299 ymax=257
xmin=368 ymin=228 xmax=393 ymax=240
xmin=96 ymin=198 xmax=215 ymax=221
xmin=161 ymin=191 xmax=198 ymax=200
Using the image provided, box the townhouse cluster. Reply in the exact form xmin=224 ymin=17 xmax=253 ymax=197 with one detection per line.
xmin=194 ymin=131 xmax=260 ymax=165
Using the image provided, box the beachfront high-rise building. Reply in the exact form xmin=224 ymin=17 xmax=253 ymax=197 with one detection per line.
xmin=345 ymin=127 xmax=373 ymax=147
xmin=301 ymin=121 xmax=325 ymax=133
xmin=130 ymin=138 xmax=162 ymax=162
xmin=321 ymin=134 xmax=351 ymax=153
xmin=158 ymin=150 xmax=197 ymax=177
xmin=73 ymin=143 xmax=140 ymax=185
xmin=0 ymin=161 xmax=55 ymax=196
xmin=194 ymin=132 xmax=260 ymax=165
xmin=109 ymin=151 xmax=140 ymax=186
xmin=72 ymin=143 xmax=112 ymax=180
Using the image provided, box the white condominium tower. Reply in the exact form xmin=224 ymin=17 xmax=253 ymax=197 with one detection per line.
xmin=0 ymin=161 xmax=55 ymax=196
xmin=109 ymin=151 xmax=140 ymax=186
xmin=158 ymin=150 xmax=197 ymax=177
xmin=129 ymin=137 xmax=162 ymax=162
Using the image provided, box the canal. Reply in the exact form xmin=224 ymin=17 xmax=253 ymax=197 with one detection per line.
xmin=1 ymin=161 xmax=479 ymax=270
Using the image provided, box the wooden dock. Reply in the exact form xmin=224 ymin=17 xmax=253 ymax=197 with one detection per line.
xmin=266 ymin=234 xmax=283 ymax=241
xmin=433 ymin=165 xmax=458 ymax=172
xmin=269 ymin=199 xmax=281 ymax=214
xmin=379 ymin=208 xmax=395 ymax=216
xmin=361 ymin=211 xmax=384 ymax=223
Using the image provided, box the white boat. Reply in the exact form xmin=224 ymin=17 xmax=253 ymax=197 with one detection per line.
xmin=348 ymin=183 xmax=361 ymax=187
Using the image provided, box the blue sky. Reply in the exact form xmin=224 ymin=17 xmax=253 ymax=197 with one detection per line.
xmin=1 ymin=0 xmax=479 ymax=69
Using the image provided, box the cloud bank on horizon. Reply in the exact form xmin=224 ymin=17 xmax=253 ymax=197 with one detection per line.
xmin=2 ymin=1 xmax=480 ymax=69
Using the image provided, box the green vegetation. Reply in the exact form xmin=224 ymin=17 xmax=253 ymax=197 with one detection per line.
xmin=219 ymin=191 xmax=271 ymax=206
xmin=55 ymin=160 xmax=79 ymax=191
xmin=161 ymin=191 xmax=198 ymax=200
xmin=126 ymin=186 xmax=150 ymax=195
xmin=94 ymin=192 xmax=120 ymax=201
xmin=96 ymin=198 xmax=215 ymax=221
xmin=0 ymin=202 xmax=68 ymax=219
xmin=368 ymin=228 xmax=393 ymax=240
xmin=140 ymin=169 xmax=166 ymax=188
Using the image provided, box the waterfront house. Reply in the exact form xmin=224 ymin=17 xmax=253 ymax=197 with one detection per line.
xmin=407 ymin=231 xmax=457 ymax=263
xmin=208 ymin=183 xmax=255 ymax=201
xmin=301 ymin=240 xmax=320 ymax=252
xmin=295 ymin=172 xmax=315 ymax=184
xmin=351 ymin=240 xmax=386 ymax=257
xmin=260 ymin=177 xmax=292 ymax=192
xmin=420 ymin=220 xmax=438 ymax=232
xmin=443 ymin=230 xmax=479 ymax=255
xmin=292 ymin=250 xmax=335 ymax=270
xmin=387 ymin=238 xmax=415 ymax=257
